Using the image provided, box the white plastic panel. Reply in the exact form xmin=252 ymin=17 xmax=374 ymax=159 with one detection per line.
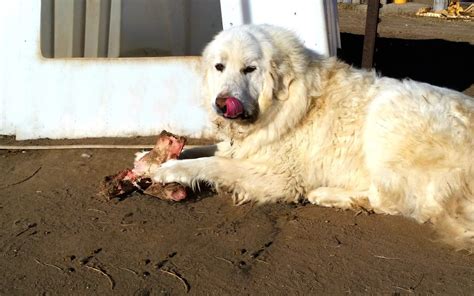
xmin=0 ymin=1 xmax=337 ymax=140
xmin=0 ymin=1 xmax=212 ymax=140
xmin=220 ymin=0 xmax=340 ymax=57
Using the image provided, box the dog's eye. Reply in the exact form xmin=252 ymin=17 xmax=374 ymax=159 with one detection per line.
xmin=243 ymin=66 xmax=256 ymax=74
xmin=215 ymin=63 xmax=225 ymax=72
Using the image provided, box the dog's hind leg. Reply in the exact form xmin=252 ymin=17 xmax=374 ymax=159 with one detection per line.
xmin=367 ymin=163 xmax=474 ymax=251
xmin=150 ymin=157 xmax=302 ymax=204
xmin=306 ymin=187 xmax=371 ymax=211
xmin=425 ymin=170 xmax=474 ymax=252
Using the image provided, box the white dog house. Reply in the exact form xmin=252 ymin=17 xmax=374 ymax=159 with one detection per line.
xmin=0 ymin=0 xmax=339 ymax=140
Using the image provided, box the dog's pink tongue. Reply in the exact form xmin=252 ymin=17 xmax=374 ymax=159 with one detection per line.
xmin=224 ymin=97 xmax=244 ymax=118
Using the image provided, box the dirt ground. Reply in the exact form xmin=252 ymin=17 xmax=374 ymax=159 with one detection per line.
xmin=338 ymin=3 xmax=474 ymax=43
xmin=1 ymin=6 xmax=474 ymax=296
xmin=1 ymin=138 xmax=473 ymax=296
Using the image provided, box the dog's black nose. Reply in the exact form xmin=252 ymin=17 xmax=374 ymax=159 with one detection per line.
xmin=215 ymin=97 xmax=227 ymax=113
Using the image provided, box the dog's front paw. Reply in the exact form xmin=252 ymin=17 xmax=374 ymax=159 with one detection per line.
xmin=151 ymin=159 xmax=194 ymax=186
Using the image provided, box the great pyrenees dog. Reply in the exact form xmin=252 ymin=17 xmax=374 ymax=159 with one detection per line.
xmin=152 ymin=25 xmax=474 ymax=251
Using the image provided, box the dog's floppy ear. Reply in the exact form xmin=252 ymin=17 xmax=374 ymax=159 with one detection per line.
xmin=261 ymin=59 xmax=294 ymax=102
xmin=271 ymin=60 xmax=295 ymax=101
xmin=258 ymin=60 xmax=295 ymax=113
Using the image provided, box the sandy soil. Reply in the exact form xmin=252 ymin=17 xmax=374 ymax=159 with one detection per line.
xmin=1 ymin=139 xmax=473 ymax=295
xmin=1 ymin=7 xmax=474 ymax=296
xmin=338 ymin=3 xmax=474 ymax=43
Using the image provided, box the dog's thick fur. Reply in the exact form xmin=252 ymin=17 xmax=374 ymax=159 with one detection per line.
xmin=153 ymin=25 xmax=474 ymax=251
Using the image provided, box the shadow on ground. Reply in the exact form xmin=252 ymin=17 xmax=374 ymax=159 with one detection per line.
xmin=338 ymin=33 xmax=474 ymax=92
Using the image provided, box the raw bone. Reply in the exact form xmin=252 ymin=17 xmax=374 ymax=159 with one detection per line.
xmin=99 ymin=131 xmax=187 ymax=201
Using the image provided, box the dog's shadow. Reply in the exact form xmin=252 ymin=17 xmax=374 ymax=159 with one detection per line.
xmin=112 ymin=182 xmax=216 ymax=204
xmin=338 ymin=33 xmax=474 ymax=93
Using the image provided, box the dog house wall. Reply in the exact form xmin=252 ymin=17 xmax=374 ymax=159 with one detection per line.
xmin=0 ymin=0 xmax=338 ymax=140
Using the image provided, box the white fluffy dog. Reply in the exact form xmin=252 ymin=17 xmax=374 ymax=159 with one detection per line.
xmin=152 ymin=25 xmax=474 ymax=251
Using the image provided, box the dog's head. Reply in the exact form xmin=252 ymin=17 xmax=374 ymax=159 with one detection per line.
xmin=202 ymin=25 xmax=310 ymax=140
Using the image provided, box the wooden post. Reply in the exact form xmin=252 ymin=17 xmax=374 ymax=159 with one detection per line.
xmin=72 ymin=0 xmax=86 ymax=57
xmin=84 ymin=0 xmax=111 ymax=57
xmin=84 ymin=0 xmax=101 ymax=57
xmin=54 ymin=0 xmax=74 ymax=58
xmin=97 ymin=0 xmax=111 ymax=57
xmin=108 ymin=0 xmax=121 ymax=57
xmin=361 ymin=0 xmax=381 ymax=69
xmin=40 ymin=0 xmax=54 ymax=58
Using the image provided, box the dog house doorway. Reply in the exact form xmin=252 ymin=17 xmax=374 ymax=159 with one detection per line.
xmin=40 ymin=0 xmax=224 ymax=58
